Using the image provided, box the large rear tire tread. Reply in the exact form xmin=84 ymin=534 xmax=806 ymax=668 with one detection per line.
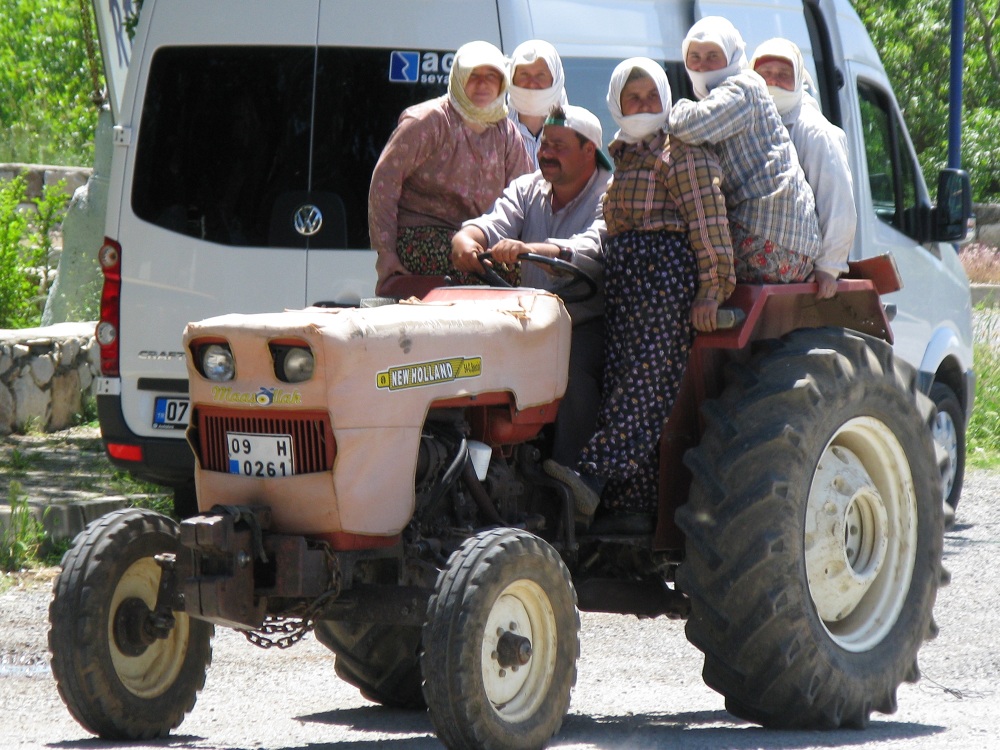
xmin=676 ymin=327 xmax=943 ymax=729
xmin=314 ymin=620 xmax=425 ymax=709
xmin=48 ymin=508 xmax=214 ymax=739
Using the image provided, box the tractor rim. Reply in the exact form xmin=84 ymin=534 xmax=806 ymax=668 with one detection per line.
xmin=108 ymin=556 xmax=191 ymax=698
xmin=804 ymin=417 xmax=918 ymax=652
xmin=480 ymin=579 xmax=557 ymax=722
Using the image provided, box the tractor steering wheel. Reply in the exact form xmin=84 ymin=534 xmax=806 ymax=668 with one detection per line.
xmin=474 ymin=251 xmax=598 ymax=304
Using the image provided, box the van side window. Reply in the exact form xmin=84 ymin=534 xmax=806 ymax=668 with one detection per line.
xmin=312 ymin=48 xmax=448 ymax=248
xmin=132 ymin=46 xmax=447 ymax=250
xmin=133 ymin=47 xmax=316 ymax=248
xmin=857 ymin=81 xmax=920 ymax=239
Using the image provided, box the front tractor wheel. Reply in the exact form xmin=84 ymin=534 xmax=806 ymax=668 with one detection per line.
xmin=49 ymin=508 xmax=214 ymax=739
xmin=676 ymin=328 xmax=943 ymax=729
xmin=422 ymin=528 xmax=580 ymax=750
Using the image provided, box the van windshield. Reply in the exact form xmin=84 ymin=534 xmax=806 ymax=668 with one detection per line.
xmin=132 ymin=46 xmax=446 ymax=249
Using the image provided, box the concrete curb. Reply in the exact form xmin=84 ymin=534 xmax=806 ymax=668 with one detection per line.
xmin=0 ymin=496 xmax=131 ymax=556
xmin=1 ymin=427 xmax=168 ymax=551
xmin=0 ymin=496 xmax=130 ymax=549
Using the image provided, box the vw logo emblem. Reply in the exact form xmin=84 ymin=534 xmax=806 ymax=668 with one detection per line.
xmin=293 ymin=204 xmax=323 ymax=237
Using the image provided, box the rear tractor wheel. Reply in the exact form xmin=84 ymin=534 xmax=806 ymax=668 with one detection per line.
xmin=677 ymin=328 xmax=944 ymax=729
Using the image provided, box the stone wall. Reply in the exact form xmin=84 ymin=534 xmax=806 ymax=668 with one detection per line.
xmin=0 ymin=163 xmax=92 ymax=206
xmin=0 ymin=323 xmax=99 ymax=435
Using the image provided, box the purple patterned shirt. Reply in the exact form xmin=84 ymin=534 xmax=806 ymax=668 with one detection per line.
xmin=368 ymin=96 xmax=532 ymax=254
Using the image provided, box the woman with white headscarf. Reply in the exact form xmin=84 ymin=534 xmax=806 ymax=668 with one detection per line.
xmin=669 ymin=16 xmax=821 ymax=285
xmin=508 ymin=39 xmax=568 ymax=167
xmin=544 ymin=57 xmax=735 ymax=534
xmin=751 ymin=37 xmax=857 ymax=299
xmin=369 ymin=40 xmax=532 ymax=294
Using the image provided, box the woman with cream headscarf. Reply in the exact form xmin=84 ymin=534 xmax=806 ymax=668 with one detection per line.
xmin=669 ymin=16 xmax=821 ymax=285
xmin=369 ymin=40 xmax=532 ymax=294
xmin=544 ymin=57 xmax=735 ymax=534
xmin=751 ymin=37 xmax=857 ymax=299
xmin=507 ymin=39 xmax=568 ymax=167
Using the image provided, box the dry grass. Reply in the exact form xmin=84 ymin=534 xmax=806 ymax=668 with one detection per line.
xmin=960 ymin=243 xmax=1000 ymax=284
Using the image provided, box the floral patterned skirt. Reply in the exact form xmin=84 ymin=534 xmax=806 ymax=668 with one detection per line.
xmin=578 ymin=229 xmax=697 ymax=514
xmin=397 ymin=226 xmax=519 ymax=286
xmin=731 ymin=220 xmax=814 ymax=283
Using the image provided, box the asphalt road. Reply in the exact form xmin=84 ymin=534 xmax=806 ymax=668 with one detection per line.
xmin=2 ymin=469 xmax=997 ymax=750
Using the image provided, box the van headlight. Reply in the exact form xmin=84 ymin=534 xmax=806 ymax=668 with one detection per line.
xmin=200 ymin=343 xmax=235 ymax=381
xmin=272 ymin=344 xmax=314 ymax=383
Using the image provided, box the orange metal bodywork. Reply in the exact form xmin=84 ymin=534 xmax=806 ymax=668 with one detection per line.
xmin=653 ymin=256 xmax=897 ymax=549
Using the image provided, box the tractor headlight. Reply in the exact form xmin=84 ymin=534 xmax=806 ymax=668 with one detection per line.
xmin=201 ymin=343 xmax=235 ymax=381
xmin=273 ymin=344 xmax=314 ymax=383
xmin=282 ymin=347 xmax=314 ymax=383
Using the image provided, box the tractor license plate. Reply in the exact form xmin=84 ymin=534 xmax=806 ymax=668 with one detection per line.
xmin=227 ymin=432 xmax=295 ymax=477
xmin=153 ymin=397 xmax=190 ymax=429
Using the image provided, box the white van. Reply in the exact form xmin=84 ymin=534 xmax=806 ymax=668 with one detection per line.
xmin=95 ymin=0 xmax=974 ymax=514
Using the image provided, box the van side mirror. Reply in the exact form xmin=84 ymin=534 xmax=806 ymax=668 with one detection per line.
xmin=932 ymin=168 xmax=973 ymax=242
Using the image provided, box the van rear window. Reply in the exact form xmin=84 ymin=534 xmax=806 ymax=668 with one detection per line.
xmin=132 ymin=46 xmax=446 ymax=249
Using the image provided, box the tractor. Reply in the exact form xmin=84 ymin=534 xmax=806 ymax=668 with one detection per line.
xmin=50 ymin=255 xmax=945 ymax=749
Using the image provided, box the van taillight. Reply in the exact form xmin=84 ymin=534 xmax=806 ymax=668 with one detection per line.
xmin=107 ymin=443 xmax=143 ymax=462
xmin=97 ymin=238 xmax=122 ymax=377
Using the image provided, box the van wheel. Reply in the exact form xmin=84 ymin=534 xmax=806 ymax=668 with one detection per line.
xmin=677 ymin=327 xmax=943 ymax=729
xmin=313 ymin=620 xmax=425 ymax=708
xmin=930 ymin=382 xmax=965 ymax=511
xmin=49 ymin=508 xmax=214 ymax=739
xmin=422 ymin=528 xmax=579 ymax=750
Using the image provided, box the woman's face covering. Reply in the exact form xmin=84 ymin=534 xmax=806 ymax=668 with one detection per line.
xmin=685 ymin=41 xmax=728 ymax=72
xmin=620 ymin=75 xmax=664 ymax=116
xmin=464 ymin=66 xmax=505 ymax=107
xmin=755 ymin=59 xmax=795 ymax=90
xmin=512 ymin=58 xmax=554 ymax=89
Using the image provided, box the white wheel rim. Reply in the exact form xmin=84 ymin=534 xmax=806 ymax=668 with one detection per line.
xmin=108 ymin=556 xmax=191 ymax=698
xmin=480 ymin=579 xmax=557 ymax=721
xmin=804 ymin=417 xmax=917 ymax=652
xmin=932 ymin=408 xmax=958 ymax=501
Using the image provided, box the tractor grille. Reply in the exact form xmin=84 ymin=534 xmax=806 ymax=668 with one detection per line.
xmin=195 ymin=408 xmax=335 ymax=475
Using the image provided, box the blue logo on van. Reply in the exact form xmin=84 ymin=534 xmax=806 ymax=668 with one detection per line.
xmin=389 ymin=51 xmax=420 ymax=83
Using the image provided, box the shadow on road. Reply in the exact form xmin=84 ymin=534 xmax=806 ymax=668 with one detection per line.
xmin=285 ymin=704 xmax=945 ymax=750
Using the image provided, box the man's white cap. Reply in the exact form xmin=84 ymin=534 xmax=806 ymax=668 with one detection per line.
xmin=543 ymin=104 xmax=614 ymax=170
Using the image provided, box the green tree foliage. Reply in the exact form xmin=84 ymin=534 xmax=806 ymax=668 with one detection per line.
xmin=0 ymin=0 xmax=103 ymax=165
xmin=854 ymin=0 xmax=1000 ymax=201
xmin=0 ymin=176 xmax=70 ymax=328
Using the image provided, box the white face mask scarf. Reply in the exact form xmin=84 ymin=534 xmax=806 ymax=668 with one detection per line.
xmin=751 ymin=38 xmax=807 ymax=122
xmin=767 ymin=85 xmax=801 ymax=119
xmin=448 ymin=41 xmax=509 ymax=126
xmin=682 ymin=16 xmax=748 ymax=100
xmin=509 ymin=85 xmax=567 ymax=118
xmin=606 ymin=57 xmax=672 ymax=143
xmin=508 ymin=40 xmax=567 ymax=117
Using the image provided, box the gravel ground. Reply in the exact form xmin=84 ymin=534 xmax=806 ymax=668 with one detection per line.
xmin=1 ymin=467 xmax=998 ymax=749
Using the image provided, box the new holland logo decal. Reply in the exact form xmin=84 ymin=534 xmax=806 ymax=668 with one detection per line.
xmin=377 ymin=356 xmax=482 ymax=391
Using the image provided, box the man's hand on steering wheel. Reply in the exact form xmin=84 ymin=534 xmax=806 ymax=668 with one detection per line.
xmin=487 ymin=238 xmax=532 ymax=265
xmin=451 ymin=232 xmax=489 ymax=273
xmin=474 ymin=249 xmax=598 ymax=303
